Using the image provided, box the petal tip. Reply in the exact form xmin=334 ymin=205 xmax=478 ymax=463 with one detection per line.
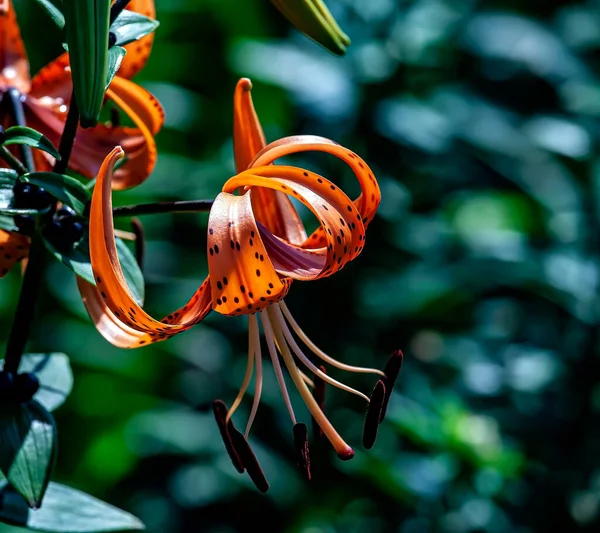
xmin=237 ymin=78 xmax=253 ymax=92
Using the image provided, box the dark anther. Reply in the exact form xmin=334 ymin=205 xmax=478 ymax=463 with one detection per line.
xmin=130 ymin=218 xmax=145 ymax=270
xmin=228 ymin=425 xmax=270 ymax=493
xmin=363 ymin=380 xmax=386 ymax=450
xmin=108 ymin=31 xmax=117 ymax=48
xmin=212 ymin=400 xmax=244 ymax=473
xmin=14 ymin=372 xmax=40 ymax=403
xmin=0 ymin=125 xmax=5 ymax=144
xmin=293 ymin=423 xmax=311 ymax=481
xmin=311 ymin=365 xmax=326 ymax=439
xmin=380 ymin=350 xmax=403 ymax=422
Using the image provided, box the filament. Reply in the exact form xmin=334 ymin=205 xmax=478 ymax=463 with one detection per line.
xmin=245 ymin=314 xmax=263 ymax=438
xmin=280 ymin=301 xmax=385 ymax=377
xmin=261 ymin=310 xmax=297 ymax=425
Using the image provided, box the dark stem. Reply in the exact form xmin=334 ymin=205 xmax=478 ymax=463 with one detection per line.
xmin=6 ymin=88 xmax=34 ymax=172
xmin=3 ymin=237 xmax=45 ymax=373
xmin=113 ymin=200 xmax=214 ymax=218
xmin=0 ymin=146 xmax=28 ymax=175
xmin=110 ymin=0 xmax=132 ymax=24
xmin=53 ymin=92 xmax=79 ymax=174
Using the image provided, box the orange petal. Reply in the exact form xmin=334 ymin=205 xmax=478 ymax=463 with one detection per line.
xmin=118 ymin=0 xmax=156 ymax=79
xmin=0 ymin=0 xmax=30 ymax=94
xmin=250 ymin=135 xmax=381 ymax=244
xmin=0 ymin=229 xmax=29 ymax=277
xmin=224 ymin=165 xmax=364 ymax=280
xmin=84 ymin=146 xmax=213 ymax=348
xmin=207 ymin=190 xmax=292 ymax=317
xmin=233 ymin=78 xmax=306 ymax=245
xmin=26 ymin=75 xmax=163 ymax=189
xmin=29 ymin=53 xmax=71 ymax=108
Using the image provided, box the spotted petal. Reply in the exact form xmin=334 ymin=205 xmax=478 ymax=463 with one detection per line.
xmin=0 ymin=0 xmax=30 ymax=94
xmin=224 ymin=166 xmax=364 ymax=281
xmin=207 ymin=190 xmax=292 ymax=316
xmin=26 ymin=67 xmax=163 ymax=188
xmin=233 ymin=78 xmax=306 ymax=246
xmin=82 ymin=147 xmax=213 ymax=348
xmin=251 ymin=135 xmax=381 ymax=247
xmin=0 ymin=229 xmax=29 ymax=277
xmin=118 ymin=0 xmax=156 ymax=79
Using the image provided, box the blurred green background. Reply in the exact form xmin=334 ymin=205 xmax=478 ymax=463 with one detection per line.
xmin=5 ymin=0 xmax=600 ymax=531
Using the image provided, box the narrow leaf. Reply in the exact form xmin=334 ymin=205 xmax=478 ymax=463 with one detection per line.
xmin=106 ymin=46 xmax=126 ymax=91
xmin=3 ymin=127 xmax=60 ymax=160
xmin=0 ymin=481 xmax=145 ymax=532
xmin=32 ymin=0 xmax=65 ymax=29
xmin=116 ymin=238 xmax=145 ymax=306
xmin=110 ymin=10 xmax=159 ymax=47
xmin=0 ymin=354 xmax=73 ymax=412
xmin=42 ymin=236 xmax=95 ymax=285
xmin=0 ymin=402 xmax=57 ymax=508
xmin=23 ymin=172 xmax=90 ymax=216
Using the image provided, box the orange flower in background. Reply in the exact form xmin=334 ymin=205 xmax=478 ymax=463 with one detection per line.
xmin=0 ymin=0 xmax=163 ymax=275
xmin=80 ymin=79 xmax=399 ymax=491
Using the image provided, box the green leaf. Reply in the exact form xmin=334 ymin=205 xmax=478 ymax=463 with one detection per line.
xmin=23 ymin=172 xmax=90 ymax=216
xmin=110 ymin=10 xmax=159 ymax=47
xmin=0 ymin=481 xmax=145 ymax=532
xmin=0 ymin=402 xmax=56 ymax=509
xmin=42 ymin=237 xmax=95 ymax=285
xmin=106 ymin=46 xmax=126 ymax=91
xmin=0 ymin=354 xmax=73 ymax=412
xmin=3 ymin=127 xmax=61 ymax=160
xmin=0 ymin=215 xmax=19 ymax=232
xmin=43 ymin=233 xmax=144 ymax=306
xmin=116 ymin=238 xmax=144 ymax=306
xmin=32 ymin=0 xmax=65 ymax=29
xmin=0 ymin=171 xmax=47 ymax=216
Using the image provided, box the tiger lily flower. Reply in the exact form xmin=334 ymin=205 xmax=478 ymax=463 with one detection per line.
xmin=0 ymin=0 xmax=163 ymax=276
xmin=80 ymin=79 xmax=401 ymax=491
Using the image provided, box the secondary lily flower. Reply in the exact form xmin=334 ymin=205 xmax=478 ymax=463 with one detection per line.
xmin=0 ymin=0 xmax=163 ymax=276
xmin=80 ymin=79 xmax=401 ymax=491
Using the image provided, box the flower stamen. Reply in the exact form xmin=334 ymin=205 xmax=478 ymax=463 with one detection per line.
xmin=280 ymin=301 xmax=385 ymax=378
xmin=270 ymin=304 xmax=370 ymax=403
xmin=265 ymin=306 xmax=354 ymax=460
xmin=362 ymin=379 xmax=386 ymax=449
xmin=244 ymin=314 xmax=263 ymax=438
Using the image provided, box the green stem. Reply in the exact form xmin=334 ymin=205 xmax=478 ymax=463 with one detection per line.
xmin=3 ymin=237 xmax=45 ymax=374
xmin=0 ymin=146 xmax=28 ymax=175
xmin=53 ymin=92 xmax=79 ymax=174
xmin=113 ymin=200 xmax=214 ymax=218
xmin=6 ymin=88 xmax=34 ymax=172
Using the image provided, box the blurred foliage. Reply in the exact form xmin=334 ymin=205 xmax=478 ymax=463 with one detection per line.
xmin=3 ymin=0 xmax=600 ymax=531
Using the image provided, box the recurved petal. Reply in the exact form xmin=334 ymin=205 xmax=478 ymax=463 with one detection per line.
xmin=0 ymin=0 xmax=30 ymax=93
xmin=207 ymin=190 xmax=292 ymax=316
xmin=224 ymin=165 xmax=364 ymax=280
xmin=233 ymin=78 xmax=306 ymax=245
xmin=29 ymin=53 xmax=71 ymax=106
xmin=0 ymin=229 xmax=29 ymax=277
xmin=85 ymin=147 xmax=213 ymax=348
xmin=118 ymin=0 xmax=157 ymax=79
xmin=251 ymin=135 xmax=381 ymax=233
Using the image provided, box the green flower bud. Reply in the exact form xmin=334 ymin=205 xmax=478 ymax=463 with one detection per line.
xmin=271 ymin=0 xmax=351 ymax=55
xmin=63 ymin=0 xmax=111 ymax=128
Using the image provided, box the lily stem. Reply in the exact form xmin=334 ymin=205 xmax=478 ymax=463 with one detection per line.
xmin=0 ymin=146 xmax=28 ymax=175
xmin=3 ymin=237 xmax=45 ymax=374
xmin=113 ymin=199 xmax=214 ymax=218
xmin=6 ymin=88 xmax=34 ymax=172
xmin=53 ymin=91 xmax=79 ymax=174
